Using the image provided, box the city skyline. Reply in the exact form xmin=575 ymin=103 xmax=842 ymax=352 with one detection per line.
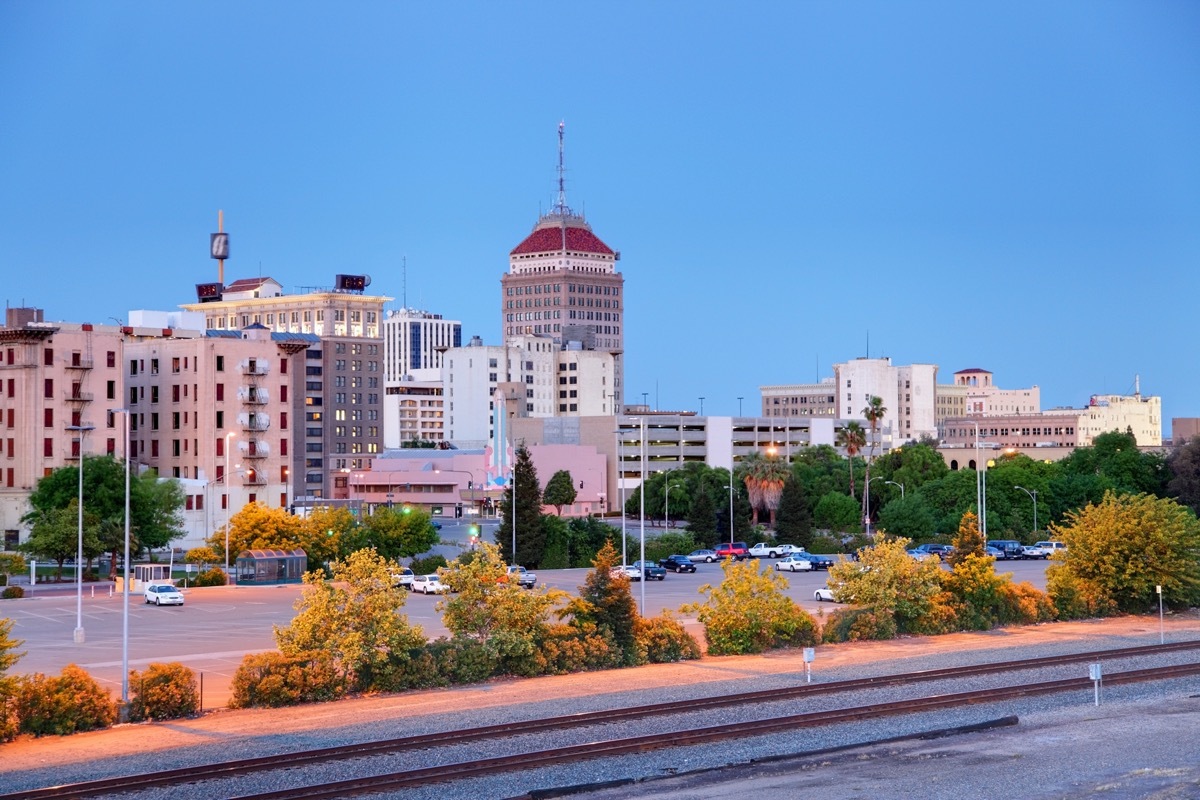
xmin=2 ymin=2 xmax=1197 ymax=421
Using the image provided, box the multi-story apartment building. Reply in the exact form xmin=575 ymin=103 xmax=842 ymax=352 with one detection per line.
xmin=0 ymin=308 xmax=127 ymax=548
xmin=123 ymin=311 xmax=316 ymax=547
xmin=501 ymin=128 xmax=624 ymax=410
xmin=940 ymin=391 xmax=1162 ymax=449
xmin=441 ymin=334 xmax=615 ymax=449
xmin=181 ymin=275 xmax=390 ymax=499
xmin=762 ymin=358 xmax=938 ymax=444
xmin=946 ymin=368 xmax=1040 ymax=417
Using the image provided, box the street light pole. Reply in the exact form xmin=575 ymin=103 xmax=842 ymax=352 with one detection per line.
xmin=737 ymin=396 xmax=743 ymax=416
xmin=615 ymin=427 xmax=633 ymax=566
xmin=639 ymin=416 xmax=647 ymax=615
xmin=66 ymin=423 xmax=94 ymax=644
xmin=699 ymin=396 xmax=705 ymax=416
xmin=728 ymin=465 xmax=734 ymax=546
xmin=1014 ymin=485 xmax=1038 ymax=534
xmin=224 ymin=431 xmax=235 ymax=579
xmin=885 ymin=480 xmax=905 ymax=499
xmin=110 ymin=410 xmax=132 ymax=709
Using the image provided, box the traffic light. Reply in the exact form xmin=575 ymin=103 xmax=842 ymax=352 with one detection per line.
xmin=402 ymin=505 xmax=411 ymax=514
xmin=469 ymin=525 xmax=479 ymax=549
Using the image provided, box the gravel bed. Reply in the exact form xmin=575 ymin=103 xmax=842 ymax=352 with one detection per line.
xmin=4 ymin=629 xmax=1199 ymax=799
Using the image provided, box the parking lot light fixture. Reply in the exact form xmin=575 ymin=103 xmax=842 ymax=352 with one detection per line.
xmin=66 ymin=423 xmax=94 ymax=645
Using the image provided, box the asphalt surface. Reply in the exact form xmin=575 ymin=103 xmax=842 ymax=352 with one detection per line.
xmin=4 ymin=548 xmax=1053 ymax=709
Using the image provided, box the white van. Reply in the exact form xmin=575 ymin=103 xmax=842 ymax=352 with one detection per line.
xmin=1035 ymin=541 xmax=1067 ymax=555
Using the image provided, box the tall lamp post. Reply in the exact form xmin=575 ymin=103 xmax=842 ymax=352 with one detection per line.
xmin=224 ymin=432 xmax=236 ymax=579
xmin=885 ymin=480 xmax=905 ymax=499
xmin=614 ymin=428 xmax=638 ymax=566
xmin=1014 ymin=485 xmax=1038 ymax=534
xmin=66 ymin=423 xmax=94 ymax=644
xmin=109 ymin=410 xmax=132 ymax=709
xmin=728 ymin=465 xmax=735 ymax=546
xmin=434 ymin=467 xmax=477 ymax=520
xmin=638 ymin=417 xmax=646 ymax=614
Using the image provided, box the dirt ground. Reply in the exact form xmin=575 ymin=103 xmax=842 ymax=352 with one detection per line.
xmin=2 ymin=611 xmax=1197 ymax=777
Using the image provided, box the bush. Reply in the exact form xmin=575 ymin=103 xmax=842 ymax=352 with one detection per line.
xmin=17 ymin=664 xmax=117 ymax=736
xmin=2 ymin=586 xmax=24 ymax=599
xmin=998 ymin=581 xmax=1057 ymax=625
xmin=807 ymin=535 xmax=842 ymax=554
xmin=228 ymin=651 xmax=346 ymax=709
xmin=423 ymin=637 xmax=500 ymax=685
xmin=191 ymin=568 xmax=227 ymax=588
xmin=408 ymin=554 xmax=448 ymax=575
xmin=634 ymin=614 xmax=701 ymax=664
xmin=127 ymin=662 xmax=199 ymax=721
xmin=536 ymin=624 xmax=621 ymax=674
xmin=1046 ymin=566 xmax=1119 ymax=620
xmin=820 ymin=607 xmax=898 ymax=643
xmin=641 ymin=532 xmax=699 ymax=564
xmin=685 ymin=559 xmax=820 ymax=656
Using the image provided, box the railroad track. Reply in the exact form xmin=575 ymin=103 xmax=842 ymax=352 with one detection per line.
xmin=6 ymin=640 xmax=1199 ymax=800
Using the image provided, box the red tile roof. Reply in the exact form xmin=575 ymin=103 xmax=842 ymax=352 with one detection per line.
xmin=510 ymin=222 xmax=614 ymax=256
xmin=224 ymin=277 xmax=278 ymax=292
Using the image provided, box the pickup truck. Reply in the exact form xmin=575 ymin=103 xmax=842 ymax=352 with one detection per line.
xmin=658 ymin=555 xmax=697 ymax=573
xmin=748 ymin=542 xmax=803 ymax=558
xmin=631 ymin=560 xmax=667 ymax=581
xmin=503 ymin=565 xmax=538 ymax=588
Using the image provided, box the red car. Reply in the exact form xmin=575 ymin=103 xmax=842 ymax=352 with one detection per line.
xmin=714 ymin=541 xmax=750 ymax=561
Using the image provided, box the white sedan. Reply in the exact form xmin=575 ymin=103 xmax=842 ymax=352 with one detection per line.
xmin=610 ymin=564 xmax=642 ymax=581
xmin=814 ymin=587 xmax=837 ymax=602
xmin=774 ymin=555 xmax=813 ymax=572
xmin=411 ymin=574 xmax=449 ymax=594
xmin=143 ymin=583 xmax=184 ymax=606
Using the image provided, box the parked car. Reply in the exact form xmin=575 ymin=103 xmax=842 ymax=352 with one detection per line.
xmin=632 ymin=560 xmax=667 ymax=581
xmin=1021 ymin=544 xmax=1050 ymax=559
xmin=143 ymin=583 xmax=184 ymax=606
xmin=431 ymin=520 xmax=443 ymax=530
xmin=687 ymin=549 xmax=720 ymax=563
xmin=1036 ymin=540 xmax=1067 ymax=555
xmin=988 ymin=540 xmax=1024 ymax=560
xmin=984 ymin=545 xmax=1004 ymax=558
xmin=909 ymin=543 xmax=954 ymax=561
xmin=391 ymin=568 xmax=415 ymax=589
xmin=502 ymin=565 xmax=537 ymax=588
xmin=658 ymin=555 xmax=697 ymax=573
xmin=807 ymin=554 xmax=838 ymax=570
xmin=411 ymin=574 xmax=449 ymax=594
xmin=748 ymin=542 xmax=804 ymax=558
xmin=610 ymin=564 xmax=643 ymax=581
xmin=774 ymin=555 xmax=813 ymax=572
xmin=907 ymin=548 xmax=940 ymax=562
xmin=714 ymin=541 xmax=750 ymax=560
xmin=814 ymin=586 xmax=837 ymax=602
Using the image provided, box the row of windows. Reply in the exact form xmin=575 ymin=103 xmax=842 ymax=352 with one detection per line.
xmin=333 ymin=376 xmax=379 ymax=388
xmin=332 ymin=360 xmax=380 ymax=372
xmin=771 ymin=396 xmax=835 ymax=405
xmin=507 ymin=284 xmax=562 ymax=295
xmin=567 ymin=297 xmax=618 ymax=309
xmin=12 ymin=348 xmax=119 ymax=369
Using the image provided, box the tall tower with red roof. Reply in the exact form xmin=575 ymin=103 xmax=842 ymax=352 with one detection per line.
xmin=502 ymin=122 xmax=625 ymax=412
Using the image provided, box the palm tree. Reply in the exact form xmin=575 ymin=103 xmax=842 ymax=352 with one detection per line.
xmin=861 ymin=396 xmax=887 ymax=520
xmin=738 ymin=451 xmax=791 ymax=527
xmin=836 ymin=421 xmax=867 ymax=499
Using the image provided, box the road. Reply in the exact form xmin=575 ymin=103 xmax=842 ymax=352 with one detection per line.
xmin=3 ymin=546 xmax=1051 ymax=710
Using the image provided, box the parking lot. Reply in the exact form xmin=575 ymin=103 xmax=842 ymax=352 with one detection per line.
xmin=3 ymin=556 xmax=1051 ymax=709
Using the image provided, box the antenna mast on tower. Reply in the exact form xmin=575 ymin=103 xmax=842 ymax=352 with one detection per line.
xmin=555 ymin=120 xmax=568 ymax=215
xmin=402 ymin=255 xmax=407 ymax=310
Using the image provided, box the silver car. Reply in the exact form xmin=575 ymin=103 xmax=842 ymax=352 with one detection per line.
xmin=143 ymin=583 xmax=184 ymax=606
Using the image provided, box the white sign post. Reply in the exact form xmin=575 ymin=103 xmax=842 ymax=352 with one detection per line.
xmin=803 ymin=647 xmax=815 ymax=684
xmin=1157 ymin=585 xmax=1164 ymax=645
xmin=1089 ymin=663 xmax=1103 ymax=706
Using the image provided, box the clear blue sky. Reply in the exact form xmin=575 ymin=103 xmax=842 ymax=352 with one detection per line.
xmin=2 ymin=2 xmax=1198 ymax=422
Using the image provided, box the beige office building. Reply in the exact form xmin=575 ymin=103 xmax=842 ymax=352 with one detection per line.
xmin=181 ymin=276 xmax=390 ymax=499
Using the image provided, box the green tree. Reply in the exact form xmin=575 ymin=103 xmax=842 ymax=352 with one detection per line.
xmin=1046 ymin=491 xmax=1200 ymax=616
xmin=542 ymin=470 xmax=578 ymax=516
xmin=274 ymin=549 xmax=425 ymax=692
xmin=835 ymin=422 xmax=867 ymax=499
xmin=561 ymin=541 xmax=639 ymax=664
xmin=539 ymin=514 xmax=571 ymax=569
xmin=1166 ymin=436 xmax=1200 ymax=516
xmin=0 ymin=553 xmax=27 ymax=585
xmin=738 ymin=451 xmax=790 ymax=527
xmin=773 ymin=476 xmax=813 ymax=547
xmin=826 ymin=534 xmax=944 ymax=632
xmin=21 ymin=500 xmax=102 ymax=579
xmin=360 ymin=505 xmax=440 ymax=562
xmin=566 ymin=516 xmax=618 ymax=568
xmin=876 ymin=494 xmax=937 ymax=541
xmin=1059 ymin=431 xmax=1167 ymax=497
xmin=686 ymin=480 xmax=718 ymax=538
xmin=209 ymin=503 xmax=306 ymax=563
xmin=813 ymin=491 xmax=860 ymax=532
xmin=499 ymin=444 xmax=544 ymax=566
xmin=683 ymin=558 xmax=818 ymax=655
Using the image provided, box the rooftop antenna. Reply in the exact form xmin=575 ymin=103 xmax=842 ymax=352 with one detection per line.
xmin=555 ymin=120 xmax=570 ymax=252
xmin=402 ymin=255 xmax=408 ymax=310
xmin=866 ymin=330 xmax=870 ymax=359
